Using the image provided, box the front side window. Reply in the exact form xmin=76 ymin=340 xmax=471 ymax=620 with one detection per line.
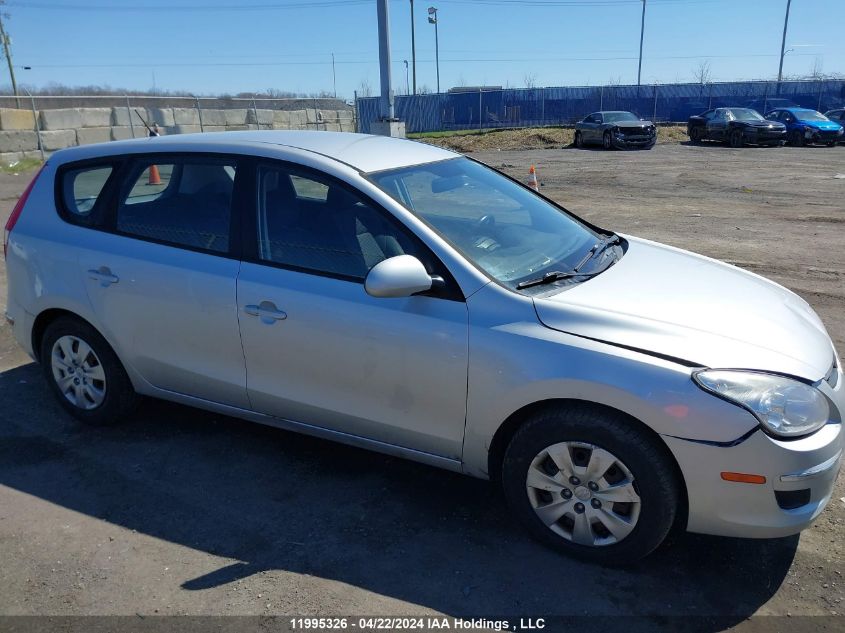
xmin=256 ymin=165 xmax=419 ymax=280
xmin=60 ymin=165 xmax=114 ymax=224
xmin=369 ymin=158 xmax=607 ymax=290
xmin=116 ymin=158 xmax=236 ymax=253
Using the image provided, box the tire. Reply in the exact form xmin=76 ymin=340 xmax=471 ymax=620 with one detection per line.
xmin=602 ymin=131 xmax=613 ymax=150
xmin=689 ymin=127 xmax=703 ymax=143
xmin=502 ymin=403 xmax=680 ymax=565
xmin=729 ymin=129 xmax=744 ymax=148
xmin=40 ymin=316 xmax=139 ymax=425
xmin=827 ymin=141 xmax=836 ymax=147
xmin=789 ymin=130 xmax=804 ymax=147
xmin=574 ymin=131 xmax=583 ymax=149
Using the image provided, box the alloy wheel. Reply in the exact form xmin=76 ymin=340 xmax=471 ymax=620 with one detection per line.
xmin=525 ymin=441 xmax=641 ymax=546
xmin=51 ymin=335 xmax=107 ymax=410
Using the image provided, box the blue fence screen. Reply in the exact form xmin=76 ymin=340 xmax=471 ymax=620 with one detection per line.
xmin=356 ymin=80 xmax=845 ymax=134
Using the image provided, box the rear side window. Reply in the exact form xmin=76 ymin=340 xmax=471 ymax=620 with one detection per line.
xmin=116 ymin=158 xmax=237 ymax=254
xmin=61 ymin=165 xmax=114 ymax=223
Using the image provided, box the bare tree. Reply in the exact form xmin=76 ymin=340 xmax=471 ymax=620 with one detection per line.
xmin=692 ymin=60 xmax=712 ymax=85
xmin=357 ymin=79 xmax=373 ymax=98
xmin=810 ymin=56 xmax=824 ymax=79
xmin=523 ymin=73 xmax=538 ymax=89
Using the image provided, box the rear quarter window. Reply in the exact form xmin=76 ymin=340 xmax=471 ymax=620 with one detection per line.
xmin=59 ymin=165 xmax=115 ymax=225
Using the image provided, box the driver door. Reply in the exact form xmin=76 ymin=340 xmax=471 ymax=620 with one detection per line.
xmin=708 ymin=109 xmax=728 ymax=140
xmin=236 ymin=162 xmax=469 ymax=460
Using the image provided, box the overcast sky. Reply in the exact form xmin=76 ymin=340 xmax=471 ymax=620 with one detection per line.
xmin=4 ymin=0 xmax=840 ymax=97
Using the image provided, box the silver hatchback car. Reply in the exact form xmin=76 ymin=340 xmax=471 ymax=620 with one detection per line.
xmin=4 ymin=131 xmax=842 ymax=563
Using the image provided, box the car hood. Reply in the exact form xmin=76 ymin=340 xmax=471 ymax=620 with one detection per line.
xmin=615 ymin=121 xmax=653 ymax=128
xmin=533 ymin=236 xmax=834 ymax=380
xmin=746 ymin=121 xmax=785 ymax=129
xmin=800 ymin=119 xmax=842 ymax=131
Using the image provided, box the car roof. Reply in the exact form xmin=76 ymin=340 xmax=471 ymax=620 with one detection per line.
xmin=51 ymin=131 xmax=459 ymax=174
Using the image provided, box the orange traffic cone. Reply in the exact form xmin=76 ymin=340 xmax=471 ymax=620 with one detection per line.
xmin=528 ymin=165 xmax=539 ymax=192
xmin=148 ymin=164 xmax=161 ymax=185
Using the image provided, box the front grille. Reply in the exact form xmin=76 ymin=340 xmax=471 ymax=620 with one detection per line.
xmin=619 ymin=127 xmax=652 ymax=137
xmin=816 ymin=130 xmax=839 ymax=140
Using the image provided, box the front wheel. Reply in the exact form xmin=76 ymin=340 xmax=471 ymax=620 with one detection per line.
xmin=574 ymin=130 xmax=584 ymax=148
xmin=502 ymin=404 xmax=680 ymax=564
xmin=789 ymin=130 xmax=804 ymax=147
xmin=41 ymin=316 xmax=139 ymax=425
xmin=729 ymin=129 xmax=744 ymax=148
xmin=602 ymin=131 xmax=613 ymax=150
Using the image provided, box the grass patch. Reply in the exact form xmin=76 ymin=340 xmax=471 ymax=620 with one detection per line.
xmin=0 ymin=157 xmax=44 ymax=174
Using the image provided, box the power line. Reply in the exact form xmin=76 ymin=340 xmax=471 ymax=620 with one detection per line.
xmin=7 ymin=0 xmax=371 ymax=11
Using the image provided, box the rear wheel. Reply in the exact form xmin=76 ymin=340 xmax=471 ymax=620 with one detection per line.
xmin=41 ymin=317 xmax=139 ymax=425
xmin=502 ymin=404 xmax=680 ymax=564
xmin=729 ymin=129 xmax=744 ymax=148
xmin=789 ymin=130 xmax=804 ymax=147
xmin=602 ymin=131 xmax=613 ymax=150
xmin=689 ymin=127 xmax=703 ymax=143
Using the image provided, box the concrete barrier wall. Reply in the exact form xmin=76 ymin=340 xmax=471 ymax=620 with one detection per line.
xmin=0 ymin=106 xmax=357 ymax=164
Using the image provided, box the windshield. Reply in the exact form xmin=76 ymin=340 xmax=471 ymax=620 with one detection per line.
xmin=368 ymin=158 xmax=609 ymax=290
xmin=795 ymin=110 xmax=828 ymax=122
xmin=728 ymin=108 xmax=765 ymax=121
xmin=604 ymin=111 xmax=640 ymax=123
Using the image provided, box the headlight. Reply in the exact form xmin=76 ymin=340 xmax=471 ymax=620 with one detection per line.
xmin=693 ymin=370 xmax=829 ymax=438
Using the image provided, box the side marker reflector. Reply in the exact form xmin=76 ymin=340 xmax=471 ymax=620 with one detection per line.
xmin=721 ymin=472 xmax=766 ymax=484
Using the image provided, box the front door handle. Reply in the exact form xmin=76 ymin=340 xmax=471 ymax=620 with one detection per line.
xmin=88 ymin=267 xmax=119 ymax=287
xmin=244 ymin=300 xmax=287 ymax=324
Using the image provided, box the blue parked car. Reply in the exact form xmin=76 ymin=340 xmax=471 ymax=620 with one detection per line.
xmin=766 ymin=107 xmax=844 ymax=147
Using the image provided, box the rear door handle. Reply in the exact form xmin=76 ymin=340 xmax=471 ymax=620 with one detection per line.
xmin=244 ymin=300 xmax=287 ymax=324
xmin=88 ymin=267 xmax=119 ymax=287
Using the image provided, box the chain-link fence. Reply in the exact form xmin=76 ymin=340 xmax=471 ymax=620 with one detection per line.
xmin=356 ymin=79 xmax=845 ymax=134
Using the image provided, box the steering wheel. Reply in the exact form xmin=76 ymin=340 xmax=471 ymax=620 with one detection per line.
xmin=476 ymin=214 xmax=496 ymax=231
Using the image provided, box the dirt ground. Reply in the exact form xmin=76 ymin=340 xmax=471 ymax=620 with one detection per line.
xmin=0 ymin=143 xmax=844 ymax=630
xmin=413 ymin=124 xmax=689 ymax=152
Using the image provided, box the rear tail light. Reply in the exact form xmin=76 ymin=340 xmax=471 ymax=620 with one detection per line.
xmin=4 ymin=165 xmax=44 ymax=259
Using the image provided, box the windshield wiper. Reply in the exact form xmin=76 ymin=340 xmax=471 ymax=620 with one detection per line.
xmin=573 ymin=234 xmax=621 ymax=272
xmin=517 ymin=235 xmax=622 ymax=290
xmin=516 ymin=269 xmax=604 ymax=289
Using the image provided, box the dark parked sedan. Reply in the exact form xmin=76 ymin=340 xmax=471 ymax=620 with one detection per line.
xmin=823 ymin=109 xmax=845 ymax=143
xmin=574 ymin=111 xmax=656 ymax=150
xmin=688 ymin=107 xmax=786 ymax=147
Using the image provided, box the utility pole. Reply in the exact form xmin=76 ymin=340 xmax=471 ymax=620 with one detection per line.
xmin=636 ymin=0 xmax=646 ymax=90
xmin=331 ymin=52 xmax=337 ymax=98
xmin=410 ymin=0 xmax=417 ymax=95
xmin=0 ymin=14 xmax=20 ymax=109
xmin=777 ymin=0 xmax=792 ymax=86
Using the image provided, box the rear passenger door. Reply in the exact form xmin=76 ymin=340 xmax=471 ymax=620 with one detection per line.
xmin=236 ymin=162 xmax=469 ymax=459
xmin=70 ymin=154 xmax=249 ymax=408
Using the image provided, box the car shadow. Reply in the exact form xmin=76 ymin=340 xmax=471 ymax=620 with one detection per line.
xmin=0 ymin=361 xmax=799 ymax=624
xmin=679 ymin=141 xmax=785 ymax=149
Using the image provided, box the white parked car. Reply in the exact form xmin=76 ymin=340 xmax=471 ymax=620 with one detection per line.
xmin=4 ymin=131 xmax=842 ymax=563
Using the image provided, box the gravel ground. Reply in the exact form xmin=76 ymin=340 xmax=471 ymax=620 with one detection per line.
xmin=0 ymin=143 xmax=843 ymax=630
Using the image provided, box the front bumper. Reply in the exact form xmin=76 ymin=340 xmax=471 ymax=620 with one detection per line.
xmin=743 ymin=128 xmax=786 ymax=144
xmin=612 ymin=133 xmax=656 ymax=149
xmin=664 ymin=366 xmax=844 ymax=538
xmin=807 ymin=129 xmax=843 ymax=144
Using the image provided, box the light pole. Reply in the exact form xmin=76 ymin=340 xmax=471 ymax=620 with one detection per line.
xmin=777 ymin=0 xmax=793 ymax=87
xmin=636 ymin=0 xmax=646 ymax=90
xmin=428 ymin=6 xmax=440 ymax=94
xmin=404 ymin=60 xmax=410 ymax=95
xmin=410 ymin=0 xmax=417 ymax=95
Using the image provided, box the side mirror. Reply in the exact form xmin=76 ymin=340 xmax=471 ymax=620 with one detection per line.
xmin=365 ymin=255 xmax=434 ymax=298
